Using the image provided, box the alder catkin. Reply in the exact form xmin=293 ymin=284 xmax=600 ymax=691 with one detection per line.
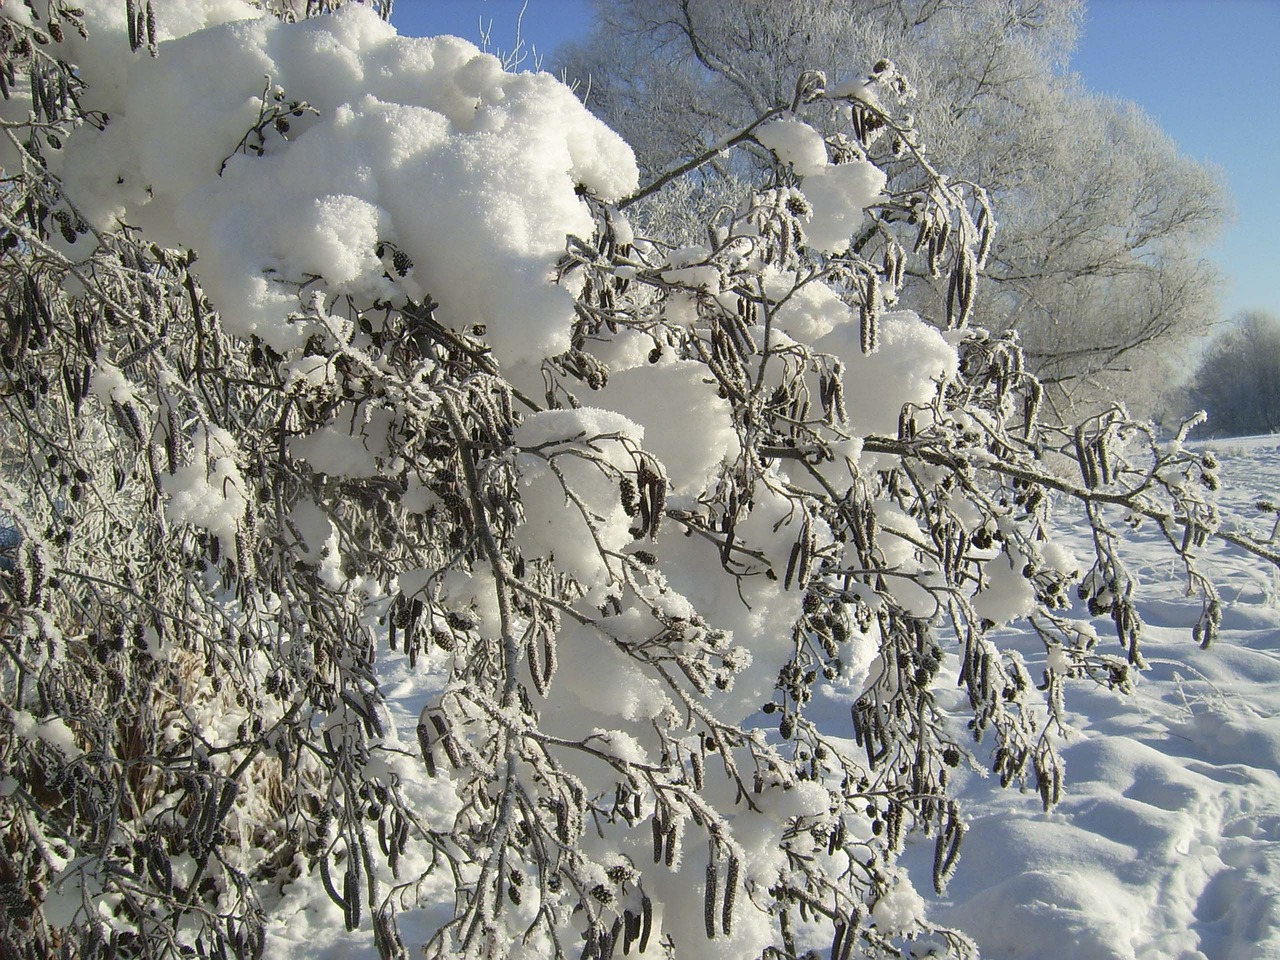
xmin=704 ymin=860 xmax=718 ymax=939
xmin=722 ymin=856 xmax=739 ymax=935
xmin=639 ymin=896 xmax=653 ymax=953
xmin=126 ymin=0 xmax=138 ymax=49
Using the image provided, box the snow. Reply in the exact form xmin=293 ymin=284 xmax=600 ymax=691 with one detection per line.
xmin=55 ymin=4 xmax=637 ymax=364
xmin=973 ymin=547 xmax=1038 ymax=624
xmin=753 ymin=117 xmax=886 ymax=255
xmin=161 ymin=424 xmax=249 ymax=552
xmin=18 ymin=3 xmax=1280 ymax=957
xmin=596 ymin=359 xmax=740 ymax=498
xmin=753 ymin=117 xmax=829 ymax=177
xmin=770 ymin=274 xmax=855 ymax=341
xmin=288 ymin=414 xmax=397 ymax=479
xmin=894 ymin=436 xmax=1280 ymax=959
xmin=0 ymin=2 xmax=35 ymax=28
xmin=12 ymin=709 xmax=83 ymax=759
xmin=513 ymin=407 xmax=643 ymax=587
xmin=88 ymin=361 xmax=138 ymax=405
xmin=551 ymin=617 xmax=674 ymax=722
xmin=292 ymin=440 xmax=1280 ymax=960
xmin=813 ymin=309 xmax=959 ymax=438
xmin=799 ymin=159 xmax=887 ymax=254
xmin=871 ymin=869 xmax=929 ymax=937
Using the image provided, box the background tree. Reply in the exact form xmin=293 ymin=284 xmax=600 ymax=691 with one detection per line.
xmin=0 ymin=4 xmax=1266 ymax=960
xmin=1184 ymin=311 xmax=1280 ymax=437
xmin=555 ymin=0 xmax=1228 ymax=417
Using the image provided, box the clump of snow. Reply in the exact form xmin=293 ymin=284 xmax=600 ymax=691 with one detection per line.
xmin=973 ymin=548 xmax=1036 ymax=624
xmin=1046 ymin=643 xmax=1071 ymax=674
xmin=644 ymin=478 xmax=813 ymax=722
xmin=800 ymin=160 xmax=887 ymax=254
xmin=288 ymin=498 xmax=334 ymax=561
xmin=437 ymin=566 xmax=504 ymax=638
xmin=288 ymin=408 xmax=397 ymax=479
xmin=162 ymin=424 xmax=248 ymax=552
xmin=755 ymin=778 xmax=830 ymax=822
xmin=89 ymin=362 xmax=138 ymax=406
xmin=631 ymin=835 xmax=780 ymax=960
xmin=813 ymin=310 xmax=958 ymax=437
xmin=872 ymin=502 xmax=922 ymax=568
xmin=288 ymin=497 xmax=345 ymax=587
xmin=829 ymin=76 xmax=882 ymax=106
xmin=597 ymin=360 xmax=739 ymax=498
xmin=0 ymin=2 xmax=36 ymax=27
xmin=871 ymin=870 xmax=926 ymax=936
xmin=589 ymin=728 xmax=649 ymax=766
xmin=662 ymin=289 xmax=701 ymax=327
xmin=754 ymin=117 xmax=828 ymax=176
xmin=514 ymin=407 xmax=644 ymax=587
xmin=552 ymin=618 xmax=674 ymax=723
xmin=514 ymin=406 xmax=642 ymax=449
xmin=770 ymin=275 xmax=855 ymax=341
xmin=1041 ymin=539 xmax=1082 ymax=580
xmin=56 ymin=5 xmax=638 ymax=364
xmin=753 ymin=114 xmax=885 ymax=255
xmin=12 ymin=710 xmax=83 ymax=759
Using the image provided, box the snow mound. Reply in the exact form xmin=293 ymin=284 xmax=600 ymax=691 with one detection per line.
xmin=813 ymin=309 xmax=959 ymax=437
xmin=57 ymin=5 xmax=638 ymax=362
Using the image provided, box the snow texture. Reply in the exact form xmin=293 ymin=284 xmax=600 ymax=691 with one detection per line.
xmin=895 ymin=435 xmax=1280 ymax=960
xmin=754 ymin=116 xmax=829 ymax=177
xmin=55 ymin=4 xmax=637 ymax=364
xmin=813 ymin=309 xmax=959 ymax=437
xmin=753 ymin=116 xmax=886 ymax=254
xmin=254 ymin=438 xmax=1280 ymax=960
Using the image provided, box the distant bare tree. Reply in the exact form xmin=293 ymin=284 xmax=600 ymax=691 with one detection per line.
xmin=1186 ymin=311 xmax=1280 ymax=437
xmin=556 ymin=0 xmax=1229 ymax=417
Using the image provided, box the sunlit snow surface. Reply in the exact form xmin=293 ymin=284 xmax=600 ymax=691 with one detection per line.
xmin=260 ymin=437 xmax=1280 ymax=960
xmin=895 ymin=435 xmax=1280 ymax=960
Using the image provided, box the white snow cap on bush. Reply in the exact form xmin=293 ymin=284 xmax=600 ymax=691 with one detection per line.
xmin=58 ymin=4 xmax=638 ymax=362
xmin=513 ymin=407 xmax=644 ymax=587
xmin=598 ymin=359 xmax=741 ymax=498
xmin=770 ymin=274 xmax=855 ymax=341
xmin=801 ymin=160 xmax=887 ymax=254
xmin=161 ymin=424 xmax=248 ymax=553
xmin=815 ymin=310 xmax=959 ymax=436
xmin=753 ymin=116 xmax=886 ymax=253
xmin=754 ymin=116 xmax=829 ymax=176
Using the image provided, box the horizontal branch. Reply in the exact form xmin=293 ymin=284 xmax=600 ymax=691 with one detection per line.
xmin=857 ymin=435 xmax=1280 ymax=569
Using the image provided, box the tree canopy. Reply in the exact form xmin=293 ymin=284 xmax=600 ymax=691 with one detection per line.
xmin=555 ymin=0 xmax=1229 ymax=417
xmin=1185 ymin=311 xmax=1280 ymax=438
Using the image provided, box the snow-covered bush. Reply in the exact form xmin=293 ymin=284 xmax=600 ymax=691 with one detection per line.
xmin=0 ymin=4 xmax=1265 ymax=959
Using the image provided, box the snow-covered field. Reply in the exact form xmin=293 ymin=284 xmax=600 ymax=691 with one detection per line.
xmin=258 ymin=436 xmax=1280 ymax=960
xmin=902 ymin=435 xmax=1280 ymax=959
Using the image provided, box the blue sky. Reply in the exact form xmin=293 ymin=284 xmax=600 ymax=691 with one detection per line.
xmin=392 ymin=0 xmax=1280 ymax=327
xmin=392 ymin=0 xmax=592 ymax=69
xmin=1072 ymin=0 xmax=1280 ymax=327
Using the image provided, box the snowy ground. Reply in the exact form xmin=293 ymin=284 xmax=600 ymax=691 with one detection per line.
xmin=263 ymin=437 xmax=1280 ymax=960
xmin=900 ymin=435 xmax=1280 ymax=960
